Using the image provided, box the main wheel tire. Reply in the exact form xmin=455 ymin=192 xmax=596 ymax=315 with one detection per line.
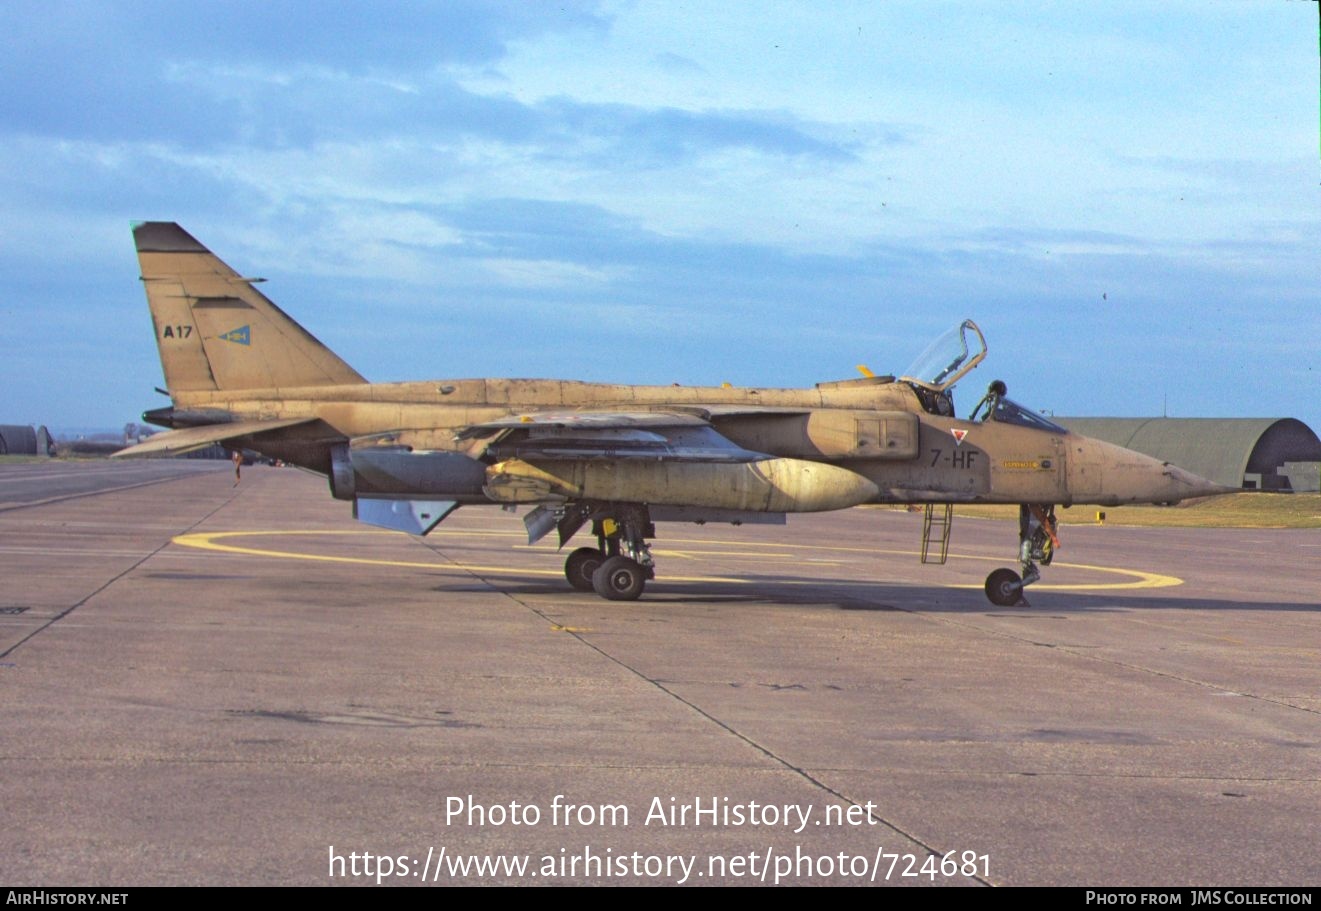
xmin=565 ymin=547 xmax=605 ymax=592
xmin=592 ymin=555 xmax=646 ymax=601
xmin=985 ymin=568 xmax=1023 ymax=607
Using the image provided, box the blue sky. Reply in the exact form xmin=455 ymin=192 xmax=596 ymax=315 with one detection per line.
xmin=2 ymin=1 xmax=1318 ymax=433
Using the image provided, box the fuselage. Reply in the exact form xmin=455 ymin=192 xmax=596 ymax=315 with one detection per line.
xmin=157 ymin=374 xmax=1223 ymax=508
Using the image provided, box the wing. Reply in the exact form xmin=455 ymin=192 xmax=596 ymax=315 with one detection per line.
xmin=457 ymin=410 xmax=771 ymax=463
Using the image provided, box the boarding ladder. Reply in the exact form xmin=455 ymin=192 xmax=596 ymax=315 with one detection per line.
xmin=920 ymin=503 xmax=953 ymax=564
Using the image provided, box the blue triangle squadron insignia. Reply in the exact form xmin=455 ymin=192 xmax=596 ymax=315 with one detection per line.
xmin=219 ymin=325 xmax=251 ymax=345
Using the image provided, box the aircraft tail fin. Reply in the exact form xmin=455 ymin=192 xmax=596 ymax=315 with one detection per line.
xmin=133 ymin=222 xmax=367 ymax=395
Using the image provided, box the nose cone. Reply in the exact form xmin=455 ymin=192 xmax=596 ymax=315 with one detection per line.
xmin=1148 ymin=460 xmax=1237 ymax=504
xmin=1067 ymin=435 xmax=1234 ymax=506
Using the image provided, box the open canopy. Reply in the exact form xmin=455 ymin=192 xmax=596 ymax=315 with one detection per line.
xmin=899 ymin=319 xmax=987 ymax=393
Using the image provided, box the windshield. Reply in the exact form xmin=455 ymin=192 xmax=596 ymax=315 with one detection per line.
xmin=987 ymin=397 xmax=1066 ymax=434
xmin=899 ymin=319 xmax=987 ymax=392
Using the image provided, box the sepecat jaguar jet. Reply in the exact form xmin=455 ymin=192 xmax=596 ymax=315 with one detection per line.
xmin=116 ymin=222 xmax=1229 ymax=605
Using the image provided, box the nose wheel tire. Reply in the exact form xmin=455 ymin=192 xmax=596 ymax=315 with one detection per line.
xmin=565 ymin=547 xmax=605 ymax=592
xmin=592 ymin=556 xmax=647 ymax=601
xmin=985 ymin=568 xmax=1024 ymax=607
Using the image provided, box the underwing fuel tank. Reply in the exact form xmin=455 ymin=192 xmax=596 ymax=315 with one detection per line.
xmin=483 ymin=457 xmax=880 ymax=512
xmin=1066 ymin=435 xmax=1233 ymax=506
xmin=329 ymin=446 xmax=488 ymax=501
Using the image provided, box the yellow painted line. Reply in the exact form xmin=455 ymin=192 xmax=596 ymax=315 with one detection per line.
xmin=171 ymin=530 xmax=744 ymax=584
xmin=653 ymin=548 xmax=804 ymax=560
xmin=172 ymin=530 xmax=1181 ymax=594
xmin=658 ymin=538 xmax=1182 ymax=589
xmin=948 ymin=561 xmax=1183 ymax=592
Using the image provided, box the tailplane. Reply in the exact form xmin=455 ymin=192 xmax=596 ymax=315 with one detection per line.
xmin=133 ymin=222 xmax=367 ymax=393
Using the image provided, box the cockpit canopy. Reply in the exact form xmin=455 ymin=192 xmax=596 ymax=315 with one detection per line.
xmin=899 ymin=319 xmax=987 ymax=393
xmin=897 ymin=321 xmax=1064 ymax=433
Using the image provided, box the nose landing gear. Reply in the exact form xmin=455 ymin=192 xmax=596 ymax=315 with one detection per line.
xmin=984 ymin=504 xmax=1058 ymax=607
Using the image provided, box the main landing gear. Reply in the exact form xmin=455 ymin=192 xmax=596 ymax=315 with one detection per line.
xmin=561 ymin=504 xmax=656 ymax=601
xmin=984 ymin=504 xmax=1059 ymax=607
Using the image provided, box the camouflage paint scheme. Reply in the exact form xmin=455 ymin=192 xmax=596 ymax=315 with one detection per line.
xmin=117 ymin=223 xmax=1227 ymax=603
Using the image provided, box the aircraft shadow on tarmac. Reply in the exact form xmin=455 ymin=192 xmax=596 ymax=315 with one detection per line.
xmin=427 ymin=572 xmax=1319 ymax=614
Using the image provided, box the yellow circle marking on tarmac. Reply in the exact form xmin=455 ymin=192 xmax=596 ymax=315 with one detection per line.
xmin=171 ymin=530 xmax=745 ymax=584
xmin=173 ymin=529 xmax=1182 ymax=593
xmin=947 ymin=563 xmax=1182 ymax=592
